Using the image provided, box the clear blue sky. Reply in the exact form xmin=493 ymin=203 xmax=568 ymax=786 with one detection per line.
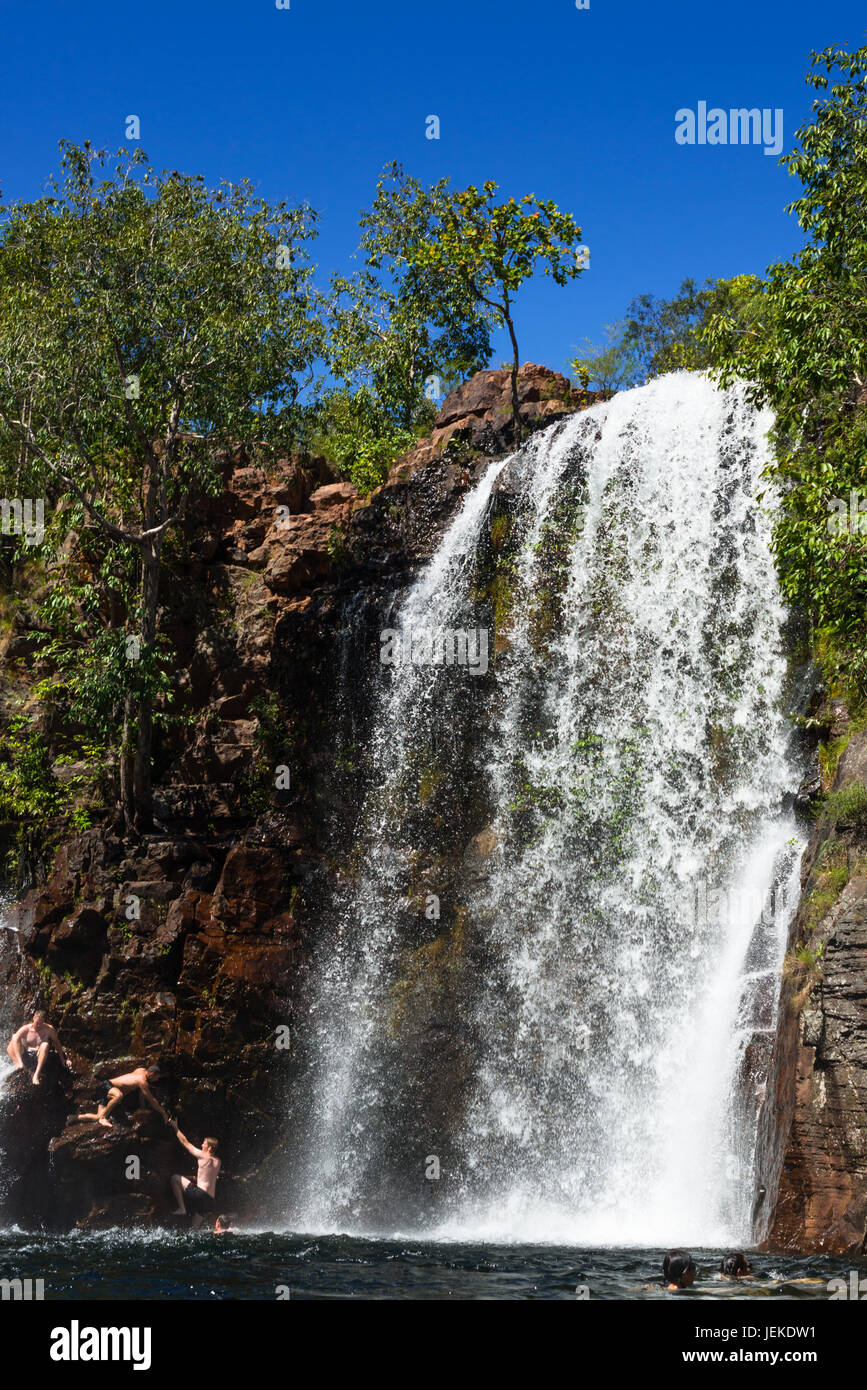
xmin=1 ymin=0 xmax=864 ymax=377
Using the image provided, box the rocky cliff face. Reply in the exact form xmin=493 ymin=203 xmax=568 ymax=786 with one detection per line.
xmin=0 ymin=364 xmax=590 ymax=1230
xmin=759 ymin=717 xmax=867 ymax=1255
xmin=7 ymin=361 xmax=863 ymax=1249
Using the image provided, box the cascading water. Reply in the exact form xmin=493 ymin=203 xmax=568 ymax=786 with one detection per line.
xmin=290 ymin=373 xmax=802 ymax=1246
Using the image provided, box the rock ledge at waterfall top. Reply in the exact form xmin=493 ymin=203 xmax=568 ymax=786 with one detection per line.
xmin=387 ymin=363 xmax=592 ymax=483
xmin=0 ymin=363 xmax=593 ymax=1231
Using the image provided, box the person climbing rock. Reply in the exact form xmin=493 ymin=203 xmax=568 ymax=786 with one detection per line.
xmin=78 ymin=1063 xmax=170 ymax=1129
xmin=6 ymin=1010 xmax=69 ymax=1087
xmin=169 ymin=1127 xmax=221 ymax=1230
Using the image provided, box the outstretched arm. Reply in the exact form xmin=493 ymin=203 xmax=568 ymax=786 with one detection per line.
xmin=175 ymin=1129 xmax=205 ymax=1159
xmin=138 ymin=1084 xmax=171 ymax=1123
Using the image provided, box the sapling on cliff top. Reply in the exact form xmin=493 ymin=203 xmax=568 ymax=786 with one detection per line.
xmin=375 ymin=173 xmax=585 ymax=440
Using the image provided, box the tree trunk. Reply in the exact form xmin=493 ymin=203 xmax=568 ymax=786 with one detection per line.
xmin=120 ymin=693 xmax=136 ymax=833
xmin=504 ymin=307 xmax=521 ymax=443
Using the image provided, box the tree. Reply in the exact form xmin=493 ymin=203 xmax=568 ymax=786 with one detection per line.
xmin=412 ymin=181 xmax=585 ymax=437
xmin=570 ymin=322 xmax=641 ymax=394
xmin=316 ymin=165 xmax=495 ymax=489
xmin=621 ymin=275 xmax=764 ymax=382
xmin=0 ymin=141 xmax=323 ymax=833
xmin=341 ymin=163 xmax=494 ymax=423
xmin=705 ymin=41 xmax=867 ymax=697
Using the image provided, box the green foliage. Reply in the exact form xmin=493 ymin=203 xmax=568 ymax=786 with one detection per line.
xmin=0 ymin=141 xmax=323 ymax=491
xmin=312 ymin=387 xmax=418 ymax=493
xmin=803 ymin=837 xmax=849 ymax=931
xmin=794 ymin=941 xmax=825 ymax=969
xmin=0 ymin=715 xmax=59 ymax=822
xmin=250 ymin=691 xmax=285 ymax=760
xmin=705 ymin=43 xmax=867 ymax=700
xmin=818 ymin=779 xmax=867 ymax=824
xmin=0 ymin=141 xmax=324 ymax=828
xmin=327 ymin=163 xmax=492 ymax=431
xmin=756 ymin=414 xmax=867 ymax=697
xmin=613 ymin=276 xmax=764 ymax=382
xmin=37 ymin=588 xmax=171 ymax=740
xmin=239 ymin=692 xmax=290 ymax=818
xmin=570 ymin=321 xmax=641 ymax=393
xmin=707 ymin=43 xmax=867 ymax=431
xmin=818 ymin=733 xmax=850 ymax=786
xmin=785 ymin=938 xmax=825 ymax=993
xmin=411 ymin=179 xmax=585 ymax=426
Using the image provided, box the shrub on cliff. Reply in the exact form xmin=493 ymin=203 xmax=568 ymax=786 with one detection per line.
xmin=311 ymin=387 xmax=419 ymax=494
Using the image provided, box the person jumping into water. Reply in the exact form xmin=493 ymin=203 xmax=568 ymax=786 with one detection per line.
xmin=78 ymin=1064 xmax=170 ymax=1128
xmin=7 ymin=1010 xmax=69 ymax=1087
xmin=170 ymin=1127 xmax=221 ymax=1230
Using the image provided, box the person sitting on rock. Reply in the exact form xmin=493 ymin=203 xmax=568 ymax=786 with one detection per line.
xmin=169 ymin=1126 xmax=221 ymax=1230
xmin=78 ymin=1063 xmax=170 ymax=1129
xmin=6 ymin=1010 xmax=69 ymax=1087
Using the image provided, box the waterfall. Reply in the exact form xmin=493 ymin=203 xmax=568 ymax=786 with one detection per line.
xmin=290 ymin=372 xmax=801 ymax=1245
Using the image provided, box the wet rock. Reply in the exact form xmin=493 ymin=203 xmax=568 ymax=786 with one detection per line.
xmin=760 ymin=735 xmax=867 ymax=1254
xmin=0 ymin=1065 xmax=72 ymax=1226
xmin=793 ymin=753 xmax=822 ymax=813
xmin=461 ymin=826 xmax=501 ymax=884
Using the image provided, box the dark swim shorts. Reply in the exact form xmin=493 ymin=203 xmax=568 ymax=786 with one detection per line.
xmin=184 ymin=1183 xmax=216 ymax=1215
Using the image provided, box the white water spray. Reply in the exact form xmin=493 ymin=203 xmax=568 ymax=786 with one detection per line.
xmin=292 ymin=374 xmax=801 ymax=1245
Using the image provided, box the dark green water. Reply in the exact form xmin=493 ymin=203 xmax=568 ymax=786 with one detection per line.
xmin=0 ymin=1231 xmax=863 ymax=1300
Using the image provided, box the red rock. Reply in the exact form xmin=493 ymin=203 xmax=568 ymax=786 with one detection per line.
xmin=308 ymin=481 xmax=359 ymax=510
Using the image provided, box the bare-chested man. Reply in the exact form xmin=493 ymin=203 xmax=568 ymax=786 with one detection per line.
xmin=7 ymin=1010 xmax=68 ymax=1087
xmin=170 ymin=1127 xmax=221 ymax=1230
xmin=78 ymin=1064 xmax=170 ymax=1129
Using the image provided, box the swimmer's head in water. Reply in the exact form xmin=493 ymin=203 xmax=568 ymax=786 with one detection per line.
xmin=720 ymin=1252 xmax=750 ymax=1277
xmin=215 ymin=1214 xmax=232 ymax=1232
xmin=663 ymin=1250 xmax=696 ymax=1288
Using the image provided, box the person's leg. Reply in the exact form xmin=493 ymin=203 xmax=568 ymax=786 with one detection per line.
xmin=98 ymin=1088 xmax=124 ymax=1127
xmin=32 ymin=1041 xmax=50 ymax=1085
xmin=190 ymin=1213 xmax=203 ymax=1231
xmin=171 ymin=1175 xmax=191 ymax=1215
